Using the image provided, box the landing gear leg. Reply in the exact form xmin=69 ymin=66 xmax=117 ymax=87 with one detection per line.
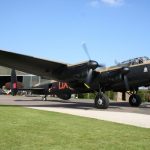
xmin=42 ymin=95 xmax=47 ymax=101
xmin=94 ymin=89 xmax=109 ymax=109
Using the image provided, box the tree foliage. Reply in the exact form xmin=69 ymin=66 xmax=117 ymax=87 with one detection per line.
xmin=77 ymin=90 xmax=150 ymax=102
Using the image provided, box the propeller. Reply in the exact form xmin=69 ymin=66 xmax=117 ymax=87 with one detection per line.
xmin=123 ymin=75 xmax=130 ymax=90
xmin=82 ymin=42 xmax=91 ymax=60
xmin=86 ymin=68 xmax=93 ymax=84
xmin=121 ymin=67 xmax=130 ymax=91
xmin=114 ymin=59 xmax=121 ymax=66
xmin=82 ymin=42 xmax=104 ymax=84
xmin=114 ymin=58 xmax=131 ymax=91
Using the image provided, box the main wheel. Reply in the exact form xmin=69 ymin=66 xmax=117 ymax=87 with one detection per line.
xmin=94 ymin=94 xmax=109 ymax=109
xmin=129 ymin=94 xmax=142 ymax=107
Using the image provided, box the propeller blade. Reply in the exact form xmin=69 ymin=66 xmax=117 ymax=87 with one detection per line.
xmin=123 ymin=75 xmax=130 ymax=91
xmin=82 ymin=42 xmax=91 ymax=60
xmin=82 ymin=42 xmax=106 ymax=68
xmin=114 ymin=59 xmax=121 ymax=66
xmin=86 ymin=69 xmax=93 ymax=84
xmin=98 ymin=63 xmax=106 ymax=68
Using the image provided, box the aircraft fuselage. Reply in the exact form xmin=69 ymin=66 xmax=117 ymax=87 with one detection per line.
xmin=97 ymin=61 xmax=150 ymax=92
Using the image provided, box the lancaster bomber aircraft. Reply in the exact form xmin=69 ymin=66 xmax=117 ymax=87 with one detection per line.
xmin=0 ymin=49 xmax=150 ymax=109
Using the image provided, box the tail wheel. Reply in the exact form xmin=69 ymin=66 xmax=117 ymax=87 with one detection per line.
xmin=95 ymin=94 xmax=109 ymax=109
xmin=129 ymin=94 xmax=142 ymax=107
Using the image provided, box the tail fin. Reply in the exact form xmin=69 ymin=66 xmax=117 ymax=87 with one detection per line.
xmin=11 ymin=69 xmax=18 ymax=96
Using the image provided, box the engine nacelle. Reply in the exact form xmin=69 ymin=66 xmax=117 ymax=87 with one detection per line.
xmin=55 ymin=60 xmax=99 ymax=82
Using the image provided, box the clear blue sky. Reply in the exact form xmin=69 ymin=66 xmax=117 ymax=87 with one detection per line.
xmin=0 ymin=0 xmax=150 ymax=66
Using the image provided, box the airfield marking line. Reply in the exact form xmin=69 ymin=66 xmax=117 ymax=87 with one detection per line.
xmin=28 ymin=107 xmax=150 ymax=128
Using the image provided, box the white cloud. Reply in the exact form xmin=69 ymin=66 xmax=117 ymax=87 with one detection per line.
xmin=89 ymin=0 xmax=124 ymax=8
xmin=89 ymin=0 xmax=101 ymax=8
xmin=101 ymin=0 xmax=124 ymax=6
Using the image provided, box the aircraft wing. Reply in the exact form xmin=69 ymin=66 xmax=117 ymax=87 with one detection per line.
xmin=0 ymin=49 xmax=68 ymax=79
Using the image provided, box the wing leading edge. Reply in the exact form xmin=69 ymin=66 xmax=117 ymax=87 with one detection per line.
xmin=0 ymin=49 xmax=68 ymax=80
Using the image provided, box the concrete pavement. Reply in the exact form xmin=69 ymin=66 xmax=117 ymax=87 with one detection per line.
xmin=29 ymin=106 xmax=150 ymax=128
xmin=0 ymin=95 xmax=150 ymax=128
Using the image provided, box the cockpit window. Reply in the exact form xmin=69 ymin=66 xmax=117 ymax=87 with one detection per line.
xmin=119 ymin=56 xmax=149 ymax=66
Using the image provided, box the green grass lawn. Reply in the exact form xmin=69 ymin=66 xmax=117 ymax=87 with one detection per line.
xmin=0 ymin=105 xmax=150 ymax=150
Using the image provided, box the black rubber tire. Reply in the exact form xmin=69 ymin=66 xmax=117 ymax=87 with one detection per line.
xmin=129 ymin=94 xmax=142 ymax=107
xmin=94 ymin=94 xmax=109 ymax=109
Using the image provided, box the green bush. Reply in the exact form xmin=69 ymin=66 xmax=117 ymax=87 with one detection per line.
xmin=137 ymin=90 xmax=150 ymax=102
xmin=105 ymin=91 xmax=114 ymax=100
xmin=78 ymin=93 xmax=95 ymax=99
xmin=77 ymin=90 xmax=150 ymax=101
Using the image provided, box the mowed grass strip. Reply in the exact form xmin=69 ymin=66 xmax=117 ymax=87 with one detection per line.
xmin=0 ymin=105 xmax=150 ymax=150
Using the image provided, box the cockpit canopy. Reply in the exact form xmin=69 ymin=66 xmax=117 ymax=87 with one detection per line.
xmin=119 ymin=56 xmax=150 ymax=66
